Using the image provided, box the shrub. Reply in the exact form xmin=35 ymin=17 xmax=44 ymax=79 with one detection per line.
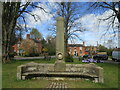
xmin=65 ymin=54 xmax=74 ymax=62
xmin=29 ymin=53 xmax=35 ymax=57
xmin=107 ymin=49 xmax=113 ymax=56
xmin=29 ymin=53 xmax=39 ymax=57
xmin=8 ymin=53 xmax=16 ymax=59
xmin=22 ymin=52 xmax=39 ymax=57
xmin=78 ymin=56 xmax=83 ymax=61
xmin=22 ymin=51 xmax=28 ymax=57
xmin=48 ymin=52 xmax=55 ymax=56
xmin=20 ymin=39 xmax=40 ymax=56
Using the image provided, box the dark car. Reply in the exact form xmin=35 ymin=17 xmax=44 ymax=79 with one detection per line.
xmin=93 ymin=54 xmax=108 ymax=60
xmin=83 ymin=55 xmax=92 ymax=59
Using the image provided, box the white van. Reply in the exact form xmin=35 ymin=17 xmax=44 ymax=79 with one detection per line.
xmin=112 ymin=49 xmax=120 ymax=62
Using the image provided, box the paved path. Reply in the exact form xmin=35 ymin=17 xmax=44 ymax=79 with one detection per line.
xmin=46 ymin=82 xmax=67 ymax=89
xmin=14 ymin=56 xmax=55 ymax=60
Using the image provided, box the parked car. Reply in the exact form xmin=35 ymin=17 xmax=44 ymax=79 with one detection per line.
xmin=112 ymin=50 xmax=120 ymax=62
xmin=93 ymin=54 xmax=108 ymax=60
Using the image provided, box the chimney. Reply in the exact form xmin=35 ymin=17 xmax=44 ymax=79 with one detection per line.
xmin=83 ymin=41 xmax=85 ymax=46
xmin=18 ymin=38 xmax=22 ymax=42
xmin=97 ymin=41 xmax=99 ymax=47
xmin=26 ymin=34 xmax=30 ymax=39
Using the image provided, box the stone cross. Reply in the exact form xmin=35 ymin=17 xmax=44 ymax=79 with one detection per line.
xmin=54 ymin=17 xmax=66 ymax=72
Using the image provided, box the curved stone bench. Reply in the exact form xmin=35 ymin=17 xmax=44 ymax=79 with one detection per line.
xmin=17 ymin=62 xmax=104 ymax=83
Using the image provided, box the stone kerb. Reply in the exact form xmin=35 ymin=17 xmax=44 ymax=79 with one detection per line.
xmin=17 ymin=65 xmax=25 ymax=80
xmin=96 ymin=67 xmax=104 ymax=83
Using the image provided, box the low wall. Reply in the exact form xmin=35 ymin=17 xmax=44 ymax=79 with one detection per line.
xmin=17 ymin=62 xmax=104 ymax=83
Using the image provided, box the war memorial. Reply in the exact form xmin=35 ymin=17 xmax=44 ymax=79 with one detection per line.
xmin=17 ymin=17 xmax=104 ymax=83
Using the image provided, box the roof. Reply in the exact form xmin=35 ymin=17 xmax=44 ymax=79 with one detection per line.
xmin=68 ymin=44 xmax=84 ymax=47
xmin=17 ymin=41 xmax=21 ymax=44
xmin=114 ymin=48 xmax=120 ymax=51
xmin=15 ymin=39 xmax=41 ymax=45
xmin=85 ymin=46 xmax=97 ymax=48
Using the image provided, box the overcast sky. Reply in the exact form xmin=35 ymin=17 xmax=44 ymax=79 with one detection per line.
xmin=21 ymin=1 xmax=119 ymax=48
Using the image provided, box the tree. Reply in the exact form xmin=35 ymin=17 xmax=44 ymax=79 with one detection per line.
xmin=107 ymin=48 xmax=113 ymax=56
xmin=10 ymin=30 xmax=22 ymax=50
xmin=98 ymin=45 xmax=114 ymax=56
xmin=89 ymin=2 xmax=120 ymax=23
xmin=48 ymin=2 xmax=86 ymax=58
xmin=41 ymin=38 xmax=47 ymax=46
xmin=41 ymin=35 xmax=56 ymax=55
xmin=46 ymin=35 xmax=56 ymax=55
xmin=30 ymin=28 xmax=42 ymax=39
xmin=89 ymin=2 xmax=120 ymax=37
xmin=2 ymin=1 xmax=46 ymax=63
xmin=40 ymin=36 xmax=56 ymax=55
xmin=98 ymin=45 xmax=108 ymax=52
xmin=20 ymin=39 xmax=38 ymax=56
xmin=46 ymin=35 xmax=55 ymax=47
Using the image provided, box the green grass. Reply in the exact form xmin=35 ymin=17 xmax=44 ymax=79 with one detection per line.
xmin=2 ymin=58 xmax=119 ymax=88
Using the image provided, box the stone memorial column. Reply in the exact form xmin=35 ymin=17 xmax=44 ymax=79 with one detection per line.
xmin=54 ymin=17 xmax=66 ymax=72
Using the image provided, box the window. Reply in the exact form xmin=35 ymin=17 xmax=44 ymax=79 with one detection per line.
xmin=69 ymin=47 xmax=71 ymax=54
xmin=80 ymin=47 xmax=82 ymax=50
xmin=74 ymin=47 xmax=76 ymax=51
xmin=74 ymin=51 xmax=77 ymax=56
xmin=18 ymin=44 xmax=20 ymax=47
xmin=80 ymin=50 xmax=82 ymax=54
xmin=69 ymin=47 xmax=71 ymax=51
xmin=85 ymin=48 xmax=88 ymax=51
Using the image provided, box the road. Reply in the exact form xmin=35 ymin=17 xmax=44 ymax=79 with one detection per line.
xmin=101 ymin=60 xmax=120 ymax=64
xmin=14 ymin=56 xmax=120 ymax=64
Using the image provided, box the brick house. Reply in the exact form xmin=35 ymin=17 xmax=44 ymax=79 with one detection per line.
xmin=68 ymin=42 xmax=98 ymax=56
xmin=85 ymin=46 xmax=98 ymax=55
xmin=12 ymin=34 xmax=42 ymax=55
xmin=68 ymin=42 xmax=85 ymax=56
xmin=12 ymin=41 xmax=21 ymax=55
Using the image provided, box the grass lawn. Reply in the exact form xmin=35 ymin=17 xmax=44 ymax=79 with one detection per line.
xmin=2 ymin=58 xmax=119 ymax=88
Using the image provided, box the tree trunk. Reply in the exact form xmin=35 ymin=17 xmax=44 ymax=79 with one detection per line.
xmin=0 ymin=2 xmax=2 ymax=63
xmin=117 ymin=13 xmax=120 ymax=23
xmin=2 ymin=19 xmax=17 ymax=63
xmin=2 ymin=27 xmax=11 ymax=63
xmin=2 ymin=19 xmax=15 ymax=63
xmin=64 ymin=31 xmax=69 ymax=60
xmin=2 ymin=2 xmax=21 ymax=63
